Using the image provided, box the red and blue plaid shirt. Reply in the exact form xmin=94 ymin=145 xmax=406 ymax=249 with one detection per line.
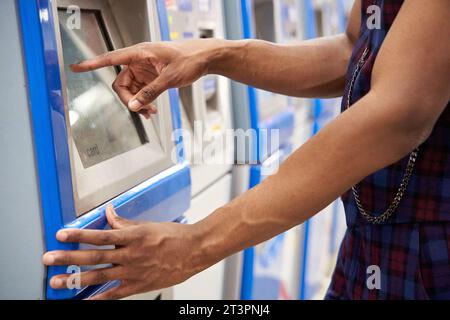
xmin=326 ymin=0 xmax=450 ymax=300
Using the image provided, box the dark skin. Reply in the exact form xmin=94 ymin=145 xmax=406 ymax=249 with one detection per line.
xmin=43 ymin=0 xmax=450 ymax=299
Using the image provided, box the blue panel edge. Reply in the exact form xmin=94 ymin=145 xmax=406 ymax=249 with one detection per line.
xmin=240 ymin=247 xmax=255 ymax=300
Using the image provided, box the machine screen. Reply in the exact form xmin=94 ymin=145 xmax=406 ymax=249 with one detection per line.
xmin=58 ymin=9 xmax=148 ymax=168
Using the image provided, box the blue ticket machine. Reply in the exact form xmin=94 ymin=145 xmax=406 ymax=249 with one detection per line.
xmin=0 ymin=0 xmax=190 ymax=299
xmin=224 ymin=0 xmax=295 ymax=300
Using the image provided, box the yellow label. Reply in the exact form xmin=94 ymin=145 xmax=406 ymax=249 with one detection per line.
xmin=170 ymin=31 xmax=180 ymax=40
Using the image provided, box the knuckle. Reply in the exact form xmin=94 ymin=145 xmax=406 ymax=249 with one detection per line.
xmin=136 ymin=43 xmax=151 ymax=56
xmin=65 ymin=230 xmax=80 ymax=242
xmin=101 ymin=51 xmax=110 ymax=58
xmin=132 ymin=228 xmax=147 ymax=243
xmin=114 ymin=231 xmax=127 ymax=244
xmin=91 ymin=251 xmax=105 ymax=265
xmin=119 ymin=250 xmax=132 ymax=265
xmin=95 ymin=270 xmax=109 ymax=284
xmin=102 ymin=52 xmax=112 ymax=62
xmin=54 ymin=251 xmax=68 ymax=264
xmin=98 ymin=232 xmax=112 ymax=244
xmin=141 ymin=86 xmax=157 ymax=102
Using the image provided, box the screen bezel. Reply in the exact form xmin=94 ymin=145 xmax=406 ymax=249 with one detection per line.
xmin=54 ymin=0 xmax=176 ymax=216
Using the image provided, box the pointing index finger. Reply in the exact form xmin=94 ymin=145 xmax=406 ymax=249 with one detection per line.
xmin=70 ymin=46 xmax=136 ymax=73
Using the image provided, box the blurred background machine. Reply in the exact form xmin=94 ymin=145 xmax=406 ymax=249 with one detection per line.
xmin=165 ymin=0 xmax=234 ymax=300
xmin=0 ymin=0 xmax=191 ymax=300
xmin=223 ymin=0 xmax=296 ymax=300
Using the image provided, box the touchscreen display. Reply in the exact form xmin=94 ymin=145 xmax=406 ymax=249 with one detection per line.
xmin=58 ymin=9 xmax=148 ymax=168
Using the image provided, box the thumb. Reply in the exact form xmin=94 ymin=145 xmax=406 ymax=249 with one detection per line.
xmin=105 ymin=205 xmax=137 ymax=229
xmin=128 ymin=74 xmax=169 ymax=112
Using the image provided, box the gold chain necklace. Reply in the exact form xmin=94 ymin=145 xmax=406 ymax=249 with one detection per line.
xmin=345 ymin=47 xmax=419 ymax=224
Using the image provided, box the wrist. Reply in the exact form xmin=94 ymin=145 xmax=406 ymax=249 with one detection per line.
xmin=205 ymin=39 xmax=248 ymax=75
xmin=186 ymin=207 xmax=232 ymax=274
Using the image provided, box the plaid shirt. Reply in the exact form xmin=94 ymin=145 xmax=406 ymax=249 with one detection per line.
xmin=326 ymin=0 xmax=450 ymax=299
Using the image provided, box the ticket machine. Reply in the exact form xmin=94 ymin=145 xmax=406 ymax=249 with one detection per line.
xmin=278 ymin=0 xmax=314 ymax=150
xmin=298 ymin=0 xmax=347 ymax=300
xmin=164 ymin=0 xmax=234 ymax=300
xmin=223 ymin=0 xmax=295 ymax=300
xmin=0 ymin=0 xmax=190 ymax=299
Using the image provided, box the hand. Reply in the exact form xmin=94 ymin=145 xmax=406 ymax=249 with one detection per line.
xmin=71 ymin=39 xmax=226 ymax=119
xmin=42 ymin=206 xmax=201 ymax=300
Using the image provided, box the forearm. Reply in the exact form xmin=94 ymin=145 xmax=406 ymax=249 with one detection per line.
xmin=189 ymin=91 xmax=430 ymax=272
xmin=207 ymin=35 xmax=354 ymax=98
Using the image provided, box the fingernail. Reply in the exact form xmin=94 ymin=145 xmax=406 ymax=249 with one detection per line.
xmin=70 ymin=62 xmax=82 ymax=69
xmin=52 ymin=278 xmax=64 ymax=289
xmin=107 ymin=205 xmax=118 ymax=217
xmin=43 ymin=253 xmax=55 ymax=265
xmin=128 ymin=99 xmax=142 ymax=111
xmin=56 ymin=230 xmax=68 ymax=242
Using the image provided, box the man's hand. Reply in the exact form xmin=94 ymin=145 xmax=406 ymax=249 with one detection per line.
xmin=71 ymin=39 xmax=226 ymax=119
xmin=42 ymin=206 xmax=200 ymax=300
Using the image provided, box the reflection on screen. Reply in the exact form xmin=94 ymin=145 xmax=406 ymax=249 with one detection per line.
xmin=58 ymin=9 xmax=148 ymax=168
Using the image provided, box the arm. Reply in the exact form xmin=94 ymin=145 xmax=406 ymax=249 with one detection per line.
xmin=195 ymin=0 xmax=450 ymax=262
xmin=43 ymin=0 xmax=450 ymax=299
xmin=69 ymin=2 xmax=361 ymax=117
xmin=210 ymin=35 xmax=352 ymax=99
xmin=211 ymin=1 xmax=362 ymax=98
